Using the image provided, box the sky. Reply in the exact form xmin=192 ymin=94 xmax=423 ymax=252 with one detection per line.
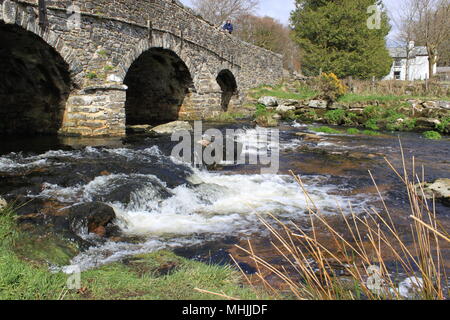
xmin=181 ymin=0 xmax=404 ymax=43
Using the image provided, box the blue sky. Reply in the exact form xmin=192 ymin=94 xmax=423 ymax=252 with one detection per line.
xmin=181 ymin=0 xmax=403 ymax=41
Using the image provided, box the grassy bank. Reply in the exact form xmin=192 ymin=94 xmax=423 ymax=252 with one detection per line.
xmin=246 ymin=83 xmax=449 ymax=138
xmin=0 ymin=206 xmax=266 ymax=300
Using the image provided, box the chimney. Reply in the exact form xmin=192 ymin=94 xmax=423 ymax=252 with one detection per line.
xmin=408 ymin=41 xmax=415 ymax=50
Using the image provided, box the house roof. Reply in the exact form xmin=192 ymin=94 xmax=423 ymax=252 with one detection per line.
xmin=388 ymin=46 xmax=428 ymax=58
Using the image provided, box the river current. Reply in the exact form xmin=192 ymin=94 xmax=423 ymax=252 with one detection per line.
xmin=0 ymin=121 xmax=449 ymax=272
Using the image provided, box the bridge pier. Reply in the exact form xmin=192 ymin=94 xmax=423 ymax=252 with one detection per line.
xmin=60 ymin=85 xmax=127 ymax=137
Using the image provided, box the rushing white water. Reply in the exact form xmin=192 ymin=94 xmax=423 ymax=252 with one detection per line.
xmin=0 ymin=129 xmax=375 ymax=270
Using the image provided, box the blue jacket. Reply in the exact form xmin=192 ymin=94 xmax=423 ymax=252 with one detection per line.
xmin=223 ymin=23 xmax=233 ymax=33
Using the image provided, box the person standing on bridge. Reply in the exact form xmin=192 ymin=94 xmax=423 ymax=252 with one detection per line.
xmin=222 ymin=20 xmax=233 ymax=34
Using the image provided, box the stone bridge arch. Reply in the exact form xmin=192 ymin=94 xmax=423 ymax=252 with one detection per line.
xmin=0 ymin=0 xmax=82 ymax=135
xmin=1 ymin=0 xmax=283 ymax=137
xmin=1 ymin=0 xmax=83 ymax=83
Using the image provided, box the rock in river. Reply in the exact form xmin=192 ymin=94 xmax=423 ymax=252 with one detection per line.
xmin=417 ymin=178 xmax=450 ymax=206
xmin=68 ymin=202 xmax=117 ymax=236
xmin=151 ymin=121 xmax=193 ymax=135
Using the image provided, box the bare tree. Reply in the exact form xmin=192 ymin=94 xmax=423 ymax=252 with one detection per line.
xmin=406 ymin=0 xmax=450 ymax=77
xmin=395 ymin=1 xmax=420 ymax=80
xmin=234 ymin=15 xmax=301 ymax=72
xmin=191 ymin=0 xmax=259 ymax=26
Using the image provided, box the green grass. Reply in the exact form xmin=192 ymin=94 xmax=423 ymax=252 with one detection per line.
xmin=362 ymin=130 xmax=381 ymax=136
xmin=250 ymin=84 xmax=317 ymax=101
xmin=423 ymin=131 xmax=442 ymax=140
xmin=347 ymin=128 xmax=361 ymax=135
xmin=0 ymin=206 xmax=267 ymax=300
xmin=338 ymin=93 xmax=450 ymax=103
xmin=76 ymin=251 xmax=267 ymax=300
xmin=435 ymin=117 xmax=450 ymax=133
xmin=207 ymin=112 xmax=248 ymax=122
xmin=0 ymin=206 xmax=67 ymax=300
xmin=309 ymin=126 xmax=341 ymax=134
xmin=338 ymin=94 xmax=408 ymax=103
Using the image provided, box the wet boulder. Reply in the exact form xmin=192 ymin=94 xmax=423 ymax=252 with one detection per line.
xmin=126 ymin=125 xmax=153 ymax=134
xmin=295 ymin=132 xmax=322 ymax=141
xmin=68 ymin=202 xmax=117 ymax=237
xmin=150 ymin=121 xmax=193 ymax=135
xmin=417 ymin=179 xmax=450 ymax=206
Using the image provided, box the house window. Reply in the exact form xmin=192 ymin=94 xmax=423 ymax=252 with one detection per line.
xmin=394 ymin=71 xmax=401 ymax=80
xmin=394 ymin=59 xmax=402 ymax=67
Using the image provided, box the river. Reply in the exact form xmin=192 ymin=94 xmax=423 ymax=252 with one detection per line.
xmin=0 ymin=121 xmax=449 ymax=275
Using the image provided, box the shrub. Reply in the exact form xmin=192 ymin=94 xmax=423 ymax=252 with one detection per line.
xmin=315 ymin=73 xmax=347 ymax=103
xmin=435 ymin=117 xmax=450 ymax=133
xmin=363 ymin=105 xmax=383 ymax=118
xmin=364 ymin=119 xmax=380 ymax=130
xmin=423 ymin=131 xmax=442 ymax=140
xmin=324 ymin=109 xmax=346 ymax=125
xmin=402 ymin=118 xmax=417 ymax=131
xmin=300 ymin=110 xmax=319 ymax=122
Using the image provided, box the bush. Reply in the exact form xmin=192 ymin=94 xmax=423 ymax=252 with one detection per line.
xmin=435 ymin=117 xmax=450 ymax=133
xmin=364 ymin=119 xmax=380 ymax=130
xmin=423 ymin=131 xmax=442 ymax=140
xmin=324 ymin=109 xmax=346 ymax=125
xmin=315 ymin=73 xmax=347 ymax=103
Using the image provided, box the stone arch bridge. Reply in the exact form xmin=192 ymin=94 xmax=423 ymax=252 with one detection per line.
xmin=0 ymin=0 xmax=283 ymax=137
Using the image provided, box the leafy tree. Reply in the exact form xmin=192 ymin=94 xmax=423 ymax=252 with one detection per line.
xmin=291 ymin=0 xmax=392 ymax=79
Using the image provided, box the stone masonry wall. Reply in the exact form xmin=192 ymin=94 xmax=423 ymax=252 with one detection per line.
xmin=0 ymin=0 xmax=283 ymax=136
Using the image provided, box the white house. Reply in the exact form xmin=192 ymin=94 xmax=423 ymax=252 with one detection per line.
xmin=384 ymin=42 xmax=436 ymax=81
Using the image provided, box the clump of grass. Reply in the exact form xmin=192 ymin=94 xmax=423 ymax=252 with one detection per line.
xmin=364 ymin=119 xmax=380 ymax=131
xmin=208 ymin=112 xmax=247 ymax=122
xmin=250 ymin=83 xmax=317 ymax=101
xmin=338 ymin=94 xmax=409 ymax=103
xmin=233 ymin=145 xmax=449 ymax=300
xmin=423 ymin=131 xmax=442 ymax=140
xmin=309 ymin=126 xmax=341 ymax=134
xmin=435 ymin=117 xmax=450 ymax=134
xmin=347 ymin=128 xmax=361 ymax=135
xmin=362 ymin=130 xmax=381 ymax=136
xmin=86 ymin=72 xmax=98 ymax=80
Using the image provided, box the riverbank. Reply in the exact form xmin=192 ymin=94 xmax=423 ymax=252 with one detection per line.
xmin=0 ymin=205 xmax=266 ymax=300
xmin=0 ymin=118 xmax=448 ymax=300
xmin=244 ymin=82 xmax=450 ymax=139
